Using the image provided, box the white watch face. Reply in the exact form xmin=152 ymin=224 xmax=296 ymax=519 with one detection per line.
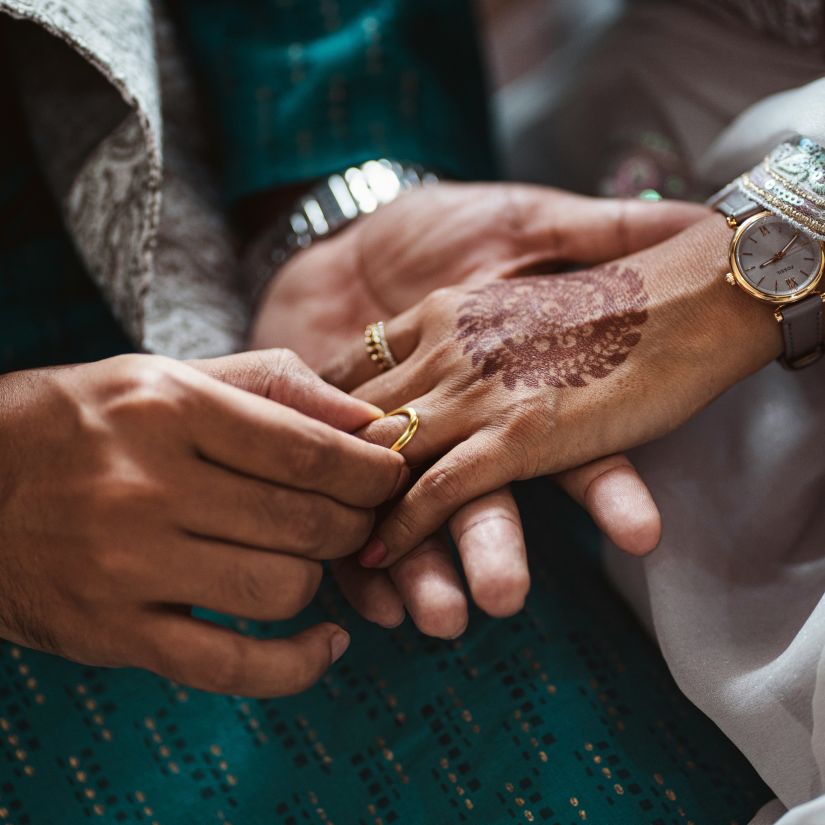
xmin=734 ymin=213 xmax=823 ymax=299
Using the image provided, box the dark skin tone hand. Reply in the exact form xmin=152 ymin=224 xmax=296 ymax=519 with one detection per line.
xmin=0 ymin=350 xmax=407 ymax=697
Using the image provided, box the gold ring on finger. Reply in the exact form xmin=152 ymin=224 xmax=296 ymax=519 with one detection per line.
xmin=383 ymin=407 xmax=419 ymax=453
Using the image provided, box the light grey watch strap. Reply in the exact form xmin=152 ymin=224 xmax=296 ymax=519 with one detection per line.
xmin=246 ymin=159 xmax=438 ymax=303
xmin=710 ymin=183 xmax=764 ymax=226
xmin=778 ymin=295 xmax=825 ymax=369
xmin=711 ymin=185 xmax=825 ymax=370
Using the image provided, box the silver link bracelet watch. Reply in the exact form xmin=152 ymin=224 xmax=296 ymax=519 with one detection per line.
xmin=246 ymin=159 xmax=439 ymax=303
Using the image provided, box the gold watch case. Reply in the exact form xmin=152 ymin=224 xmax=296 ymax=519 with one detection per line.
xmin=727 ymin=210 xmax=825 ymax=306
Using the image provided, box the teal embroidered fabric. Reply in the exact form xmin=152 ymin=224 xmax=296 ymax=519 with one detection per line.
xmin=170 ymin=0 xmax=497 ymax=201
xmin=0 ymin=9 xmax=773 ymax=825
xmin=0 ymin=479 xmax=773 ymax=825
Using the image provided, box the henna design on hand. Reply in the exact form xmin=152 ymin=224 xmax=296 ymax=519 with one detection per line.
xmin=456 ymin=265 xmax=649 ymax=390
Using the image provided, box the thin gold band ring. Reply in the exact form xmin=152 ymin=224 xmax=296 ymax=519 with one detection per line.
xmin=383 ymin=407 xmax=419 ymax=453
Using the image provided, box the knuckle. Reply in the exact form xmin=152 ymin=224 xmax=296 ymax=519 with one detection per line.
xmin=284 ymin=429 xmax=330 ymax=483
xmin=290 ymin=500 xmax=373 ymax=558
xmin=332 ymin=507 xmax=375 ymax=556
xmin=269 ymin=349 xmax=307 ymax=389
xmin=501 ymin=414 xmax=547 ymax=476
xmin=281 ymin=563 xmax=323 ymax=616
xmin=243 ymin=481 xmax=283 ymax=535
xmin=85 ymin=545 xmax=138 ymax=594
xmin=225 ymin=561 xmax=266 ymax=608
xmin=273 ymin=348 xmax=302 ymax=369
xmin=388 ymin=505 xmax=420 ymax=545
xmin=88 ymin=474 xmax=164 ymax=530
xmin=420 ymin=463 xmax=466 ymax=505
xmin=289 ymin=500 xmax=328 ymax=556
xmin=108 ymin=355 xmax=184 ymax=421
xmin=203 ymin=639 xmax=249 ymax=695
xmin=424 ymin=286 xmax=455 ymax=310
xmin=613 ymin=199 xmax=631 ymax=257
xmin=500 ymin=187 xmax=530 ymax=248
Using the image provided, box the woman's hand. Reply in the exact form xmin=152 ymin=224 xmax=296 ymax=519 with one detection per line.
xmin=251 ymin=184 xmax=709 ymax=637
xmin=0 ymin=351 xmax=406 ymax=697
xmin=326 ymin=214 xmax=784 ymax=568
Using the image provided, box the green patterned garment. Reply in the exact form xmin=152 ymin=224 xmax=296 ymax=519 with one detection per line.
xmin=0 ymin=3 xmax=771 ymax=824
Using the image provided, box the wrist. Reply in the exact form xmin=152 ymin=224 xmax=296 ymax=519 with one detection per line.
xmin=653 ymin=213 xmax=783 ymax=381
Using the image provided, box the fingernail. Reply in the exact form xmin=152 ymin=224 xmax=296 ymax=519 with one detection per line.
xmin=329 ymin=630 xmax=351 ymax=663
xmin=391 ymin=465 xmax=410 ymax=499
xmin=359 ymin=537 xmax=388 ymax=568
xmin=366 ymin=403 xmax=385 ymax=420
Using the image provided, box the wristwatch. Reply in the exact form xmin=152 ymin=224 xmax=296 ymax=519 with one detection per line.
xmin=246 ymin=159 xmax=438 ymax=303
xmin=712 ymin=186 xmax=825 ymax=369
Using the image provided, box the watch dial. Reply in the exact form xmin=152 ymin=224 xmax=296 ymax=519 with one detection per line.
xmin=735 ymin=214 xmax=823 ymax=299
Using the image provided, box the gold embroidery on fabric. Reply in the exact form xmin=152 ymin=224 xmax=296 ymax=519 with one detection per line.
xmin=765 ymin=167 xmax=825 ymax=209
xmin=741 ymin=176 xmax=825 ymax=235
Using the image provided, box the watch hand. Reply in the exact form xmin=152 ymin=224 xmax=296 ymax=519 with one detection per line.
xmin=776 ymin=232 xmax=800 ymax=259
xmin=760 ymin=233 xmax=801 ymax=268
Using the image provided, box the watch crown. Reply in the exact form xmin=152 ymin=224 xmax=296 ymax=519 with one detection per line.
xmin=725 ymin=272 xmax=736 ymax=286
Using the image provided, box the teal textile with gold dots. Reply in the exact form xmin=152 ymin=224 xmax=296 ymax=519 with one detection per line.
xmin=0 ymin=5 xmax=774 ymax=824
xmin=0 ymin=481 xmax=773 ymax=825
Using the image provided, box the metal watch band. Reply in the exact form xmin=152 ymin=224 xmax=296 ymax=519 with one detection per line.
xmin=711 ymin=186 xmax=825 ymax=370
xmin=246 ymin=159 xmax=438 ymax=303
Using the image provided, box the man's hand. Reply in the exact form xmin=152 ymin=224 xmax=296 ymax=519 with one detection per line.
xmin=248 ymin=183 xmax=707 ymax=638
xmin=0 ymin=351 xmax=406 ymax=697
xmin=249 ymin=183 xmax=708 ymax=367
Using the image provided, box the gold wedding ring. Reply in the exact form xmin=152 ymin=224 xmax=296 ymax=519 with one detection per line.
xmin=383 ymin=407 xmax=419 ymax=453
xmin=364 ymin=321 xmax=398 ymax=372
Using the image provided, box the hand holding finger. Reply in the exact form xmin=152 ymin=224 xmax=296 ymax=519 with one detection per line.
xmin=186 ymin=371 xmax=408 ymax=508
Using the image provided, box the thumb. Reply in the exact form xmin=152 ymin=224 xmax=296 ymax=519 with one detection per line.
xmin=188 ymin=349 xmax=384 ymax=432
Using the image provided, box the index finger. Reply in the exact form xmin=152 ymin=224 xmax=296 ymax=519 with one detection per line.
xmin=186 ymin=371 xmax=407 ymax=508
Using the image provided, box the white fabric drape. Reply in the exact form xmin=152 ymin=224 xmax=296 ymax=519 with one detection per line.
xmin=495 ymin=3 xmax=825 ymax=822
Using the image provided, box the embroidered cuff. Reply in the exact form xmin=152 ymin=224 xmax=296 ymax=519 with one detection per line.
xmin=736 ymin=136 xmax=825 ymax=240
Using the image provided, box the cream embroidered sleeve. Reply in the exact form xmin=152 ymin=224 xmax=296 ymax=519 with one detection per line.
xmin=1 ymin=0 xmax=248 ymax=358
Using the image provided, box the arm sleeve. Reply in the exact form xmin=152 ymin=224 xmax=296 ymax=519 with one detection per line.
xmin=0 ymin=0 xmax=249 ymax=359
